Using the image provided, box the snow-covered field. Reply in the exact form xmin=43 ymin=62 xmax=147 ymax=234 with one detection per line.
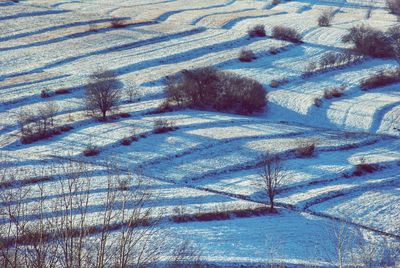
xmin=1 ymin=0 xmax=399 ymax=266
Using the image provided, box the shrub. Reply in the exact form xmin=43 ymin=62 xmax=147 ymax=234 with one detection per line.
xmin=248 ymin=24 xmax=266 ymax=37
xmin=153 ymin=119 xmax=177 ymax=134
xmin=269 ymin=78 xmax=289 ymax=88
xmin=110 ymin=17 xmax=128 ymax=28
xmin=121 ymin=137 xmax=132 ymax=146
xmin=152 ymin=99 xmax=176 ymax=114
xmin=118 ymin=112 xmax=131 ymax=118
xmin=165 ymin=67 xmax=267 ymax=114
xmin=272 ymin=26 xmax=302 ymax=43
xmin=352 ymin=157 xmax=380 ymax=176
xmin=323 ymin=85 xmax=346 ymax=99
xmin=59 ymin=124 xmax=73 ymax=132
xmin=55 ymin=88 xmax=71 ymax=95
xmin=314 ymin=97 xmax=322 ymax=107
xmin=295 ymin=141 xmax=315 ymax=158
xmin=387 ymin=0 xmax=400 ymax=15
xmin=318 ymin=10 xmax=334 ymax=27
xmin=83 ymin=144 xmax=100 ymax=156
xmin=272 ymin=0 xmax=280 ymax=5
xmin=40 ymin=89 xmax=52 ymax=98
xmin=239 ymin=49 xmax=257 ymax=62
xmin=268 ymin=46 xmax=280 ymax=55
xmin=18 ymin=102 xmax=60 ymax=144
xmin=342 ymin=25 xmax=393 ymax=58
xmin=360 ymin=68 xmax=400 ymax=90
xmin=117 ymin=179 xmax=130 ymax=191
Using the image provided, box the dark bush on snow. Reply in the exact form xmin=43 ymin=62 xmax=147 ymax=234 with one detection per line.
xmin=247 ymin=24 xmax=266 ymax=37
xmin=153 ymin=119 xmax=177 ymax=134
xmin=83 ymin=144 xmax=100 ymax=157
xmin=352 ymin=157 xmax=380 ymax=176
xmin=360 ymin=68 xmax=400 ymax=90
xmin=269 ymin=78 xmax=289 ymax=88
xmin=295 ymin=141 xmax=315 ymax=158
xmin=110 ymin=17 xmax=128 ymax=28
xmin=165 ymin=67 xmax=267 ymax=114
xmin=323 ymin=85 xmax=346 ymax=99
xmin=121 ymin=137 xmax=132 ymax=146
xmin=239 ymin=49 xmax=257 ymax=62
xmin=342 ymin=25 xmax=394 ymax=58
xmin=272 ymin=26 xmax=303 ymax=43
xmin=318 ymin=11 xmax=334 ymax=27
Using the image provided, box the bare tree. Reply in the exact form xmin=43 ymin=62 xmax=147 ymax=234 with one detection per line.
xmin=258 ymin=153 xmax=285 ymax=212
xmin=85 ymin=70 xmax=122 ymax=120
xmin=125 ymin=83 xmax=139 ymax=103
xmin=37 ymin=102 xmax=59 ymax=134
xmin=320 ymin=220 xmax=400 ymax=268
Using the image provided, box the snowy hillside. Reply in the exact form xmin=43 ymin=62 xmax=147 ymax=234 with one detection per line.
xmin=0 ymin=0 xmax=399 ymax=267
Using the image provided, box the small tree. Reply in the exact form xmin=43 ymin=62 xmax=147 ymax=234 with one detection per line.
xmin=125 ymin=83 xmax=139 ymax=103
xmin=85 ymin=70 xmax=121 ymax=120
xmin=318 ymin=10 xmax=334 ymax=27
xmin=258 ymin=153 xmax=285 ymax=212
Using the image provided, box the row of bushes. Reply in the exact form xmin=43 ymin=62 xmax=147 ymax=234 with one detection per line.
xmin=247 ymin=24 xmax=303 ymax=43
xmin=302 ymin=52 xmax=364 ymax=78
xmin=360 ymin=68 xmax=400 ymax=90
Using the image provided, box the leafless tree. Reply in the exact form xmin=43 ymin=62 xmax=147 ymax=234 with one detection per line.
xmin=258 ymin=153 xmax=286 ymax=211
xmin=37 ymin=102 xmax=59 ymax=134
xmin=85 ymin=70 xmax=122 ymax=120
xmin=0 ymin=165 xmax=30 ymax=268
xmin=125 ymin=84 xmax=139 ymax=103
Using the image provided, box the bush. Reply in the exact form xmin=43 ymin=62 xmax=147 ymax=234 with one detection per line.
xmin=18 ymin=102 xmax=60 ymax=144
xmin=360 ymin=68 xmax=400 ymax=90
xmin=295 ymin=141 xmax=315 ymax=158
xmin=118 ymin=112 xmax=131 ymax=118
xmin=323 ymin=85 xmax=346 ymax=99
xmin=239 ymin=49 xmax=257 ymax=62
xmin=352 ymin=157 xmax=380 ymax=176
xmin=314 ymin=97 xmax=322 ymax=107
xmin=110 ymin=17 xmax=128 ymax=28
xmin=55 ymin=88 xmax=71 ymax=95
xmin=268 ymin=46 xmax=280 ymax=55
xmin=153 ymin=119 xmax=177 ymax=134
xmin=387 ymin=0 xmax=400 ymax=15
xmin=40 ymin=89 xmax=52 ymax=98
xmin=247 ymin=24 xmax=266 ymax=37
xmin=342 ymin=25 xmax=393 ymax=58
xmin=83 ymin=144 xmax=100 ymax=156
xmin=269 ymin=78 xmax=289 ymax=88
xmin=121 ymin=137 xmax=132 ymax=146
xmin=165 ymin=67 xmax=267 ymax=114
xmin=272 ymin=0 xmax=280 ymax=5
xmin=318 ymin=11 xmax=334 ymax=27
xmin=272 ymin=26 xmax=302 ymax=43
